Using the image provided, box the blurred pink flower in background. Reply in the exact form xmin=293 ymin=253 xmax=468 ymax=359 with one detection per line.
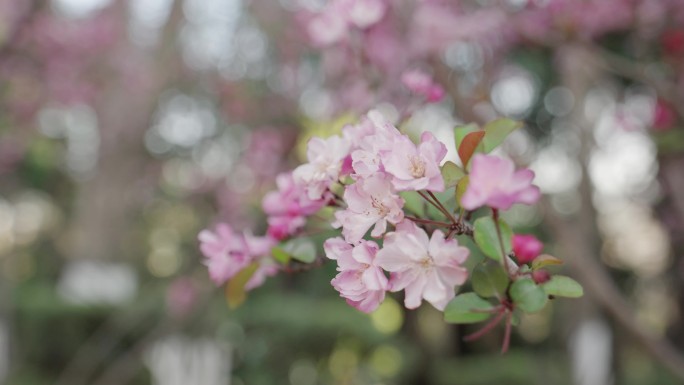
xmin=461 ymin=154 xmax=540 ymax=211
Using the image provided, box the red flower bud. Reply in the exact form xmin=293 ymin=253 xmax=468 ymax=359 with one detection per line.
xmin=512 ymin=234 xmax=543 ymax=264
xmin=532 ymin=269 xmax=551 ymax=284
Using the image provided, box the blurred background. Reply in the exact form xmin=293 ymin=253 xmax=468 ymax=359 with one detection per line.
xmin=1 ymin=0 xmax=684 ymax=384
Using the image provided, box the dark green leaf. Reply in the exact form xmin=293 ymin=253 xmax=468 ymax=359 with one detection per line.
xmin=510 ymin=278 xmax=547 ymax=313
xmin=473 ymin=217 xmax=512 ymax=262
xmin=542 ymin=275 xmax=584 ymax=298
xmin=472 ymin=263 xmax=509 ymax=298
xmin=444 ymin=293 xmax=495 ymax=324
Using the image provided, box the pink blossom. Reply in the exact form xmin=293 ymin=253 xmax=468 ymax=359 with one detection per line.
xmin=382 ymin=132 xmax=447 ymax=191
xmin=293 ymin=135 xmax=351 ymax=200
xmin=335 ymin=173 xmax=404 ymax=243
xmin=308 ymin=9 xmax=349 ymax=46
xmin=324 ymin=237 xmax=388 ymax=312
xmin=307 ymin=0 xmax=386 ymax=46
xmin=349 ymin=110 xmax=403 ymax=179
xmin=263 ymin=172 xmax=327 ymax=239
xmin=375 ymin=221 xmax=469 ymax=310
xmin=243 ymin=233 xmax=279 ymax=290
xmin=198 ymin=224 xmax=250 ymax=285
xmin=401 ymin=69 xmax=445 ymax=102
xmin=461 ymin=154 xmax=540 ymax=211
xmin=198 ymin=225 xmax=279 ymax=289
xmin=346 ymin=0 xmax=387 ymax=29
xmin=512 ymin=234 xmax=544 ymax=264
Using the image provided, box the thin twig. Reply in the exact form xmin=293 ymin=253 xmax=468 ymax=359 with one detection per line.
xmin=405 ymin=215 xmax=452 ymax=227
xmin=428 ymin=191 xmax=457 ymax=224
xmin=417 ymin=190 xmax=452 ymax=221
xmin=464 ymin=311 xmax=505 ymax=342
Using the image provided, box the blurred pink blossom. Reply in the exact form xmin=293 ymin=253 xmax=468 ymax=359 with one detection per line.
xmin=461 ymin=154 xmax=540 ymax=211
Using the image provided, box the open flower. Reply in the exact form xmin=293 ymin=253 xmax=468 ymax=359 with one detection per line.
xmin=335 ymin=173 xmax=404 ymax=243
xmin=324 ymin=237 xmax=388 ymax=313
xmin=349 ymin=110 xmax=403 ymax=179
xmin=461 ymin=154 xmax=540 ymax=211
xmin=375 ymin=220 xmax=469 ymax=310
xmin=293 ymin=135 xmax=351 ymax=200
xmin=382 ymin=132 xmax=447 ymax=191
xmin=198 ymin=223 xmax=250 ymax=285
xmin=263 ymin=172 xmax=327 ymax=239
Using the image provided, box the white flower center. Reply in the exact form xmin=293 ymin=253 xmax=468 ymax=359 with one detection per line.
xmin=409 ymin=156 xmax=426 ymax=178
xmin=370 ymin=196 xmax=389 ymax=216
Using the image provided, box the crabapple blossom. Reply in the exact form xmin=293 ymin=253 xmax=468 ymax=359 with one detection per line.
xmin=461 ymin=154 xmax=541 ymax=211
xmin=346 ymin=0 xmax=387 ymax=29
xmin=262 ymin=172 xmax=327 ymax=239
xmin=401 ymin=69 xmax=445 ymax=102
xmin=307 ymin=0 xmax=387 ymax=46
xmin=242 ymin=232 xmax=279 ymax=290
xmin=198 ymin=224 xmax=278 ymax=290
xmin=349 ymin=110 xmax=403 ymax=179
xmin=293 ymin=135 xmax=351 ymax=200
xmin=382 ymin=132 xmax=447 ymax=191
xmin=512 ymin=234 xmax=544 ymax=264
xmin=324 ymin=237 xmax=388 ymax=312
xmin=335 ymin=173 xmax=404 ymax=243
xmin=198 ymin=224 xmax=251 ymax=285
xmin=375 ymin=221 xmax=469 ymax=311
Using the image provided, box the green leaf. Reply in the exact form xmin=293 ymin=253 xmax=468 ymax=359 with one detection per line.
xmin=542 ymin=275 xmax=584 ymax=298
xmin=458 ymin=130 xmax=486 ymax=168
xmin=226 ymin=262 xmax=259 ymax=309
xmin=482 ymin=118 xmax=522 ymax=153
xmin=472 ymin=263 xmax=509 ymax=298
xmin=400 ymin=191 xmax=425 ymax=217
xmin=271 ymin=247 xmax=291 ymax=264
xmin=473 ymin=217 xmax=512 ymax=262
xmin=441 ymin=161 xmax=466 ymax=188
xmin=531 ymin=254 xmax=563 ymax=270
xmin=282 ymin=239 xmax=317 ymax=263
xmin=456 ymin=176 xmax=469 ymax=207
xmin=454 ymin=123 xmax=480 ymax=150
xmin=510 ymin=278 xmax=547 ymax=313
xmin=444 ymin=293 xmax=495 ymax=324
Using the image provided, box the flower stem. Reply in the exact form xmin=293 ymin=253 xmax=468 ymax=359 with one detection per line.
xmin=463 ymin=310 xmax=505 ymax=342
xmin=501 ymin=311 xmax=513 ymax=354
xmin=492 ymin=209 xmax=515 ymax=277
xmin=428 ymin=191 xmax=457 ymax=223
xmin=405 ymin=216 xmax=452 ymax=227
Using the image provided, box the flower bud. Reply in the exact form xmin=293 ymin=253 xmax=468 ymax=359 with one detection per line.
xmin=532 ymin=269 xmax=551 ymax=284
xmin=512 ymin=234 xmax=543 ymax=264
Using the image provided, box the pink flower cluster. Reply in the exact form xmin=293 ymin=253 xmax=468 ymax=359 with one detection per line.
xmin=273 ymin=110 xmax=469 ymax=311
xmin=198 ymin=224 xmax=277 ymax=290
xmin=199 ymin=110 xmax=542 ymax=314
